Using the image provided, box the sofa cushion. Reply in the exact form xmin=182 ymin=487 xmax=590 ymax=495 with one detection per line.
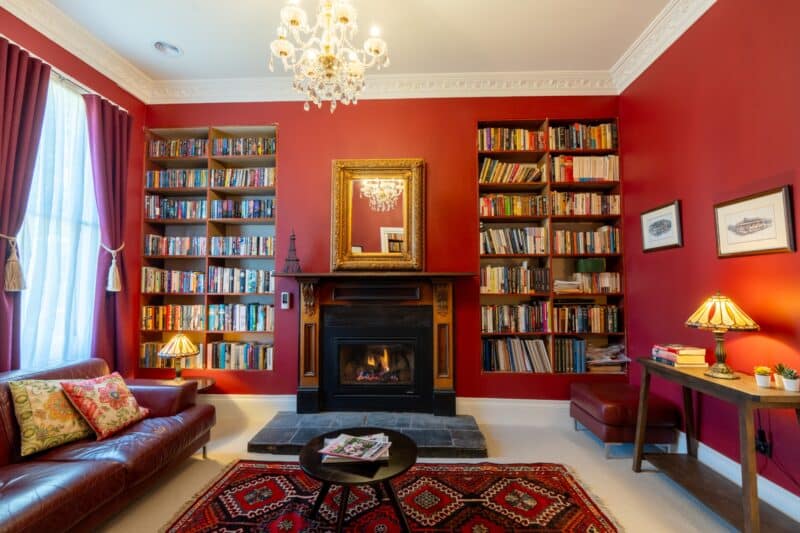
xmin=8 ymin=380 xmax=94 ymax=456
xmin=40 ymin=403 xmax=215 ymax=486
xmin=61 ymin=373 xmax=149 ymax=440
xmin=0 ymin=459 xmax=125 ymax=533
xmin=570 ymin=382 xmax=678 ymax=427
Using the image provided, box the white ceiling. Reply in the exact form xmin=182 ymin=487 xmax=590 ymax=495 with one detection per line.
xmin=47 ymin=0 xmax=667 ymax=79
xmin=1 ymin=0 xmax=717 ymax=103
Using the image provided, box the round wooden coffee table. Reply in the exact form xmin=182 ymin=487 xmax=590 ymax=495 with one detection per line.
xmin=299 ymin=427 xmax=417 ymax=532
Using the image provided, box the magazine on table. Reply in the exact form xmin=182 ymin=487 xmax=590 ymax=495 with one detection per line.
xmin=320 ymin=433 xmax=391 ymax=463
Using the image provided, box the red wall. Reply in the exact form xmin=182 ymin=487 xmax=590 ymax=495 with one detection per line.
xmin=620 ymin=0 xmax=800 ymax=497
xmin=146 ymin=96 xmax=618 ymax=395
xmin=0 ymin=8 xmax=146 ymax=378
xmin=350 ymin=180 xmax=404 ymax=252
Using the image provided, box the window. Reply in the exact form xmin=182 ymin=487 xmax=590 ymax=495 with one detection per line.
xmin=18 ymin=79 xmax=99 ymax=369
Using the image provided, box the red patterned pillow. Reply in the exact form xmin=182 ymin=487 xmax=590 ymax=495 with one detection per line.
xmin=61 ymin=372 xmax=149 ymax=440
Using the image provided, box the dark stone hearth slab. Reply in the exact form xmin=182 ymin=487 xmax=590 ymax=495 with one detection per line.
xmin=247 ymin=411 xmax=488 ymax=458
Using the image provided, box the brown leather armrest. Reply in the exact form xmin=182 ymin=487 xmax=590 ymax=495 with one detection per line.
xmin=126 ymin=381 xmax=197 ymax=417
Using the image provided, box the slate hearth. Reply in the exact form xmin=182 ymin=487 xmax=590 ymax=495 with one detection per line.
xmin=248 ymin=411 xmax=487 ymax=458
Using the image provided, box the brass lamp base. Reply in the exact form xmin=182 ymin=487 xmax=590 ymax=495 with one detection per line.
xmin=705 ymin=362 xmax=739 ymax=380
xmin=704 ymin=329 xmax=740 ymax=380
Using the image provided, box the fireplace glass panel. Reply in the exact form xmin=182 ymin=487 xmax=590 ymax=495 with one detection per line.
xmin=339 ymin=343 xmax=414 ymax=385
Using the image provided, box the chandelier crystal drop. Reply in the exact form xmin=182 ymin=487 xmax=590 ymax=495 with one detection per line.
xmin=268 ymin=0 xmax=390 ymax=113
xmin=360 ymin=179 xmax=403 ymax=212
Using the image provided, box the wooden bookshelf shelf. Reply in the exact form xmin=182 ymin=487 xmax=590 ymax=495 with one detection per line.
xmin=140 ymin=125 xmax=278 ymax=374
xmin=478 ymin=118 xmax=625 ymax=375
xmin=208 ymin=217 xmax=275 ymax=225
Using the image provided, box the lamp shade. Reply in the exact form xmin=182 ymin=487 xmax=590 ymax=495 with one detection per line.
xmin=685 ymin=292 xmax=759 ymax=331
xmin=158 ymin=333 xmax=200 ymax=359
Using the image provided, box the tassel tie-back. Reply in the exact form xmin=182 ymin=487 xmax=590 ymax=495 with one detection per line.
xmin=0 ymin=233 xmax=25 ymax=292
xmin=101 ymin=242 xmax=125 ymax=292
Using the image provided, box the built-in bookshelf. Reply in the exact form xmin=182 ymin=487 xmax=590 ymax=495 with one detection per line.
xmin=140 ymin=126 xmax=277 ymax=373
xmin=478 ymin=119 xmax=627 ymax=376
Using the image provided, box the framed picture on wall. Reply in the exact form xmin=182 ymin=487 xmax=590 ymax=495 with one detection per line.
xmin=640 ymin=200 xmax=683 ymax=252
xmin=714 ymin=185 xmax=795 ymax=257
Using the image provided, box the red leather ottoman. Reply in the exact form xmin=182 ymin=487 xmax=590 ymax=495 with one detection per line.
xmin=570 ymin=382 xmax=679 ymax=457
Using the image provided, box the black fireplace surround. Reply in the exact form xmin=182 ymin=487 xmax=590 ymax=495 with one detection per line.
xmin=321 ymin=305 xmax=433 ymax=412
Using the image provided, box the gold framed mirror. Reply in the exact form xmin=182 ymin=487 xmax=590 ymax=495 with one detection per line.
xmin=331 ymin=158 xmax=424 ymax=270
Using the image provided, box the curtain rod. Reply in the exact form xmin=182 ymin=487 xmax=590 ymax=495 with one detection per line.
xmin=1 ymin=33 xmax=129 ymax=113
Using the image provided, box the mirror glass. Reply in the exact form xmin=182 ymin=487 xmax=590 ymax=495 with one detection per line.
xmin=331 ymin=158 xmax=424 ymax=271
xmin=349 ymin=178 xmax=406 ymax=254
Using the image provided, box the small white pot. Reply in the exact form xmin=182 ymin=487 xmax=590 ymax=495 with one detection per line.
xmin=755 ymin=374 xmax=771 ymax=388
xmin=774 ymin=374 xmax=784 ymax=389
xmin=784 ymin=378 xmax=800 ymax=392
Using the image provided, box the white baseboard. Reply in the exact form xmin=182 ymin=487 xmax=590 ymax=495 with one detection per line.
xmin=456 ymin=397 xmax=570 ymax=427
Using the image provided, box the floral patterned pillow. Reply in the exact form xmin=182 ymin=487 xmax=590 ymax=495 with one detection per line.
xmin=61 ymin=372 xmax=149 ymax=440
xmin=9 ymin=379 xmax=94 ymax=456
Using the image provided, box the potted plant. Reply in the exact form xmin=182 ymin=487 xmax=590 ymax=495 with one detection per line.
xmin=774 ymin=363 xmax=787 ymax=388
xmin=753 ymin=366 xmax=772 ymax=388
xmin=782 ymin=368 xmax=799 ymax=392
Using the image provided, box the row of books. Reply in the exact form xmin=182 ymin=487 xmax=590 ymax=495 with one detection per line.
xmin=145 ymin=196 xmax=206 ymax=220
xmin=480 ymin=264 xmax=550 ymax=294
xmin=551 ymin=155 xmax=620 ymax=182
xmin=146 ymin=169 xmax=208 ymax=188
xmin=141 ymin=267 xmax=205 ymax=294
xmin=480 ymin=226 xmax=548 ymax=255
xmin=149 ymin=138 xmax=207 ymax=158
xmin=482 ymin=337 xmax=552 ymax=372
xmin=140 ymin=341 xmax=273 ymax=370
xmin=211 ymin=167 xmax=275 ymax=188
xmin=207 ymin=267 xmax=275 ymax=294
xmin=141 ymin=304 xmax=205 ymax=331
xmin=651 ymin=344 xmax=708 ymax=368
xmin=212 ymin=136 xmax=276 ymax=156
xmin=144 ymin=235 xmax=207 ymax=256
xmin=207 ymin=303 xmax=274 ymax=332
xmin=548 ymin=122 xmax=618 ymax=150
xmin=554 ymin=337 xmax=587 ymax=373
xmin=209 ymin=199 xmax=274 ymax=219
xmin=552 ymin=304 xmax=621 ymax=333
xmin=477 ymin=127 xmax=546 ymax=152
xmin=479 ymin=193 xmax=547 ymax=217
xmin=552 ymin=226 xmax=621 ymax=255
xmin=550 ymin=192 xmax=620 ymax=216
xmin=553 ymin=272 xmax=621 ymax=294
xmin=209 ymin=235 xmax=274 ymax=257
xmin=479 ymin=158 xmax=543 ymax=184
xmin=140 ymin=342 xmax=206 ymax=370
xmin=481 ymin=302 xmax=550 ymax=333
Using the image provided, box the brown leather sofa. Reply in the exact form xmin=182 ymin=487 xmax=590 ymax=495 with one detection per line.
xmin=0 ymin=358 xmax=216 ymax=532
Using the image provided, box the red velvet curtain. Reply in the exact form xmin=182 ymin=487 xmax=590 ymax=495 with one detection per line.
xmin=0 ymin=38 xmax=51 ymax=372
xmin=84 ymin=94 xmax=132 ymax=371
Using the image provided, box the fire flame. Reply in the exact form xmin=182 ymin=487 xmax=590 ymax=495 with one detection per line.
xmin=380 ymin=348 xmax=390 ymax=373
xmin=367 ymin=355 xmax=375 ymax=366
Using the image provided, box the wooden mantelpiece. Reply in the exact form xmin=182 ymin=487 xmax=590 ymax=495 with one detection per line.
xmin=278 ymin=272 xmax=473 ymax=415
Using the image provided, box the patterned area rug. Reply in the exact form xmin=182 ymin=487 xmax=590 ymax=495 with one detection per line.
xmin=164 ymin=461 xmax=618 ymax=532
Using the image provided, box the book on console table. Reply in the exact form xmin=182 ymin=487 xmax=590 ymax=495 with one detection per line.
xmin=651 ymin=355 xmax=709 ymax=368
xmin=320 ymin=433 xmax=391 ymax=463
xmin=651 ymin=344 xmax=707 ymax=365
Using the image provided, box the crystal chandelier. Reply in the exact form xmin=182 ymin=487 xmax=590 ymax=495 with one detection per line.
xmin=360 ymin=179 xmax=403 ymax=212
xmin=269 ymin=0 xmax=390 ymax=113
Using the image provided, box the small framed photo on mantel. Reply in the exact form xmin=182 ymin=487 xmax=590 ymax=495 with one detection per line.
xmin=714 ymin=185 xmax=795 ymax=257
xmin=641 ymin=200 xmax=683 ymax=252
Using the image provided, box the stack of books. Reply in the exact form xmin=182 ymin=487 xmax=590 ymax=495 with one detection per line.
xmin=319 ymin=433 xmax=391 ymax=463
xmin=651 ymin=344 xmax=708 ymax=368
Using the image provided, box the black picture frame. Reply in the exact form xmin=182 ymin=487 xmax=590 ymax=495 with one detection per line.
xmin=640 ymin=200 xmax=683 ymax=252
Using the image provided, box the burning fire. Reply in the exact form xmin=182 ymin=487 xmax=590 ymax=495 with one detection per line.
xmin=366 ymin=348 xmax=391 ymax=373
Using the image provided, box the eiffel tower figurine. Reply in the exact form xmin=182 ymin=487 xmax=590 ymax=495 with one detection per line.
xmin=282 ymin=230 xmax=302 ymax=273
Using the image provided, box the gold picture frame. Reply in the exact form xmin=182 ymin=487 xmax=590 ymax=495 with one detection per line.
xmin=331 ymin=158 xmax=425 ymax=270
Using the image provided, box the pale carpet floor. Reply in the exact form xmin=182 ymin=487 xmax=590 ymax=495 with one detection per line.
xmin=100 ymin=404 xmax=734 ymax=533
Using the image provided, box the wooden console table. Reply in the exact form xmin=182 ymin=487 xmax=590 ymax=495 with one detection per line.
xmin=633 ymin=358 xmax=800 ymax=533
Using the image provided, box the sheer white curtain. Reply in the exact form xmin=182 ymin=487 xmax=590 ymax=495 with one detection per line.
xmin=18 ymin=80 xmax=99 ymax=369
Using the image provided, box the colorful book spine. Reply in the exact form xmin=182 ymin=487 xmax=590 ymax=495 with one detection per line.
xmin=145 ymin=169 xmax=208 ymax=188
xmin=207 ymin=267 xmax=274 ymax=294
xmin=206 ymin=304 xmax=274 ymax=332
xmin=480 ymin=302 xmax=550 ymax=333
xmin=482 ymin=337 xmax=551 ymax=372
xmin=548 ymin=122 xmax=617 ymax=150
xmin=140 ymin=305 xmax=205 ymax=331
xmin=212 ymin=137 xmax=276 ymax=156
xmin=552 ymin=226 xmax=620 ymax=255
xmin=552 ymin=305 xmax=620 ymax=333
xmin=141 ymin=267 xmax=205 ymax=294
xmin=206 ymin=342 xmax=273 ymax=370
xmin=148 ymin=138 xmax=208 ymax=158
xmin=144 ymin=196 xmax=207 ymax=220
xmin=479 ymin=194 xmax=548 ymax=217
xmin=480 ymin=226 xmax=548 ymax=255
xmin=143 ymin=235 xmax=206 ymax=256
xmin=550 ymin=192 xmax=620 ymax=215
xmin=209 ymin=236 xmax=274 ymax=256
xmin=551 ymin=155 xmax=619 ymax=182
xmin=480 ymin=264 xmax=549 ymax=294
xmin=209 ymin=199 xmax=274 ymax=219
xmin=477 ymin=127 xmax=546 ymax=151
xmin=210 ymin=167 xmax=275 ymax=187
xmin=479 ymin=158 xmax=543 ymax=184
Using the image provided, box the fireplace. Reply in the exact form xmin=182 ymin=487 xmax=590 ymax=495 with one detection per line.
xmin=282 ymin=273 xmax=464 ymax=416
xmin=322 ymin=305 xmax=432 ymax=412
